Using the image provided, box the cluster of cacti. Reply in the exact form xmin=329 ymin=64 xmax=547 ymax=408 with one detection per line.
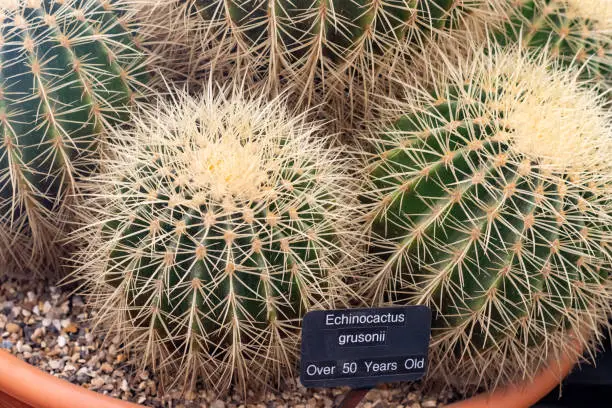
xmin=0 ymin=0 xmax=149 ymax=276
xmin=175 ymin=0 xmax=503 ymax=125
xmin=361 ymin=48 xmax=612 ymax=390
xmin=0 ymin=0 xmax=609 ymax=401
xmin=72 ymin=89 xmax=361 ymax=393
xmin=495 ymin=0 xmax=611 ymax=94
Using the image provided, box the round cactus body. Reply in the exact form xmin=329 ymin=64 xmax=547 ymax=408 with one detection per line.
xmin=363 ymin=49 xmax=611 ymax=390
xmin=73 ymin=89 xmax=360 ymax=393
xmin=0 ymin=0 xmax=148 ymax=275
xmin=181 ymin=0 xmax=497 ymax=125
xmin=496 ymin=0 xmax=611 ymax=94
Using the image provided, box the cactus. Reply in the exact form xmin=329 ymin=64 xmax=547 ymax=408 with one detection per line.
xmin=495 ymin=0 xmax=611 ymax=95
xmin=180 ymin=0 xmax=500 ymax=125
xmin=71 ymin=88 xmax=361 ymax=393
xmin=362 ymin=48 xmax=612 ymax=391
xmin=0 ymin=0 xmax=148 ymax=275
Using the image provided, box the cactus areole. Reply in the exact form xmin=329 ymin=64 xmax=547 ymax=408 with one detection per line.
xmin=0 ymin=0 xmax=148 ymax=274
xmin=364 ymin=49 xmax=611 ymax=391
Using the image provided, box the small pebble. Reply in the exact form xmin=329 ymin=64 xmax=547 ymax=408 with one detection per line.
xmin=90 ymin=377 xmax=106 ymax=389
xmin=57 ymin=335 xmax=67 ymax=348
xmin=49 ymin=359 xmax=63 ymax=370
xmin=422 ymin=400 xmax=437 ymax=408
xmin=64 ymin=323 xmax=78 ymax=334
xmin=31 ymin=327 xmax=43 ymax=341
xmin=211 ymin=400 xmax=225 ymax=408
xmin=52 ymin=320 xmax=61 ymax=332
xmin=5 ymin=322 xmax=21 ymax=334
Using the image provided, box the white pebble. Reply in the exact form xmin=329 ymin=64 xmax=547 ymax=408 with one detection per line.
xmin=52 ymin=320 xmax=61 ymax=332
xmin=49 ymin=360 xmax=62 ymax=370
xmin=42 ymin=301 xmax=52 ymax=314
xmin=90 ymin=376 xmax=105 ymax=389
xmin=422 ymin=400 xmax=437 ymax=408
xmin=31 ymin=327 xmax=43 ymax=341
xmin=211 ymin=400 xmax=225 ymax=408
xmin=57 ymin=335 xmax=67 ymax=348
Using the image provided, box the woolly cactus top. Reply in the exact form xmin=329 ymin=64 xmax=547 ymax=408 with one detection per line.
xmin=565 ymin=0 xmax=612 ymax=29
xmin=479 ymin=51 xmax=610 ymax=174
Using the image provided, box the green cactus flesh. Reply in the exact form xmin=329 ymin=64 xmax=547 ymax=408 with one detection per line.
xmin=0 ymin=0 xmax=147 ymax=273
xmin=364 ymin=52 xmax=611 ymax=389
xmin=496 ymin=0 xmax=611 ymax=91
xmin=202 ymin=0 xmax=463 ymax=61
xmin=193 ymin=0 xmax=475 ymax=117
xmin=104 ymin=161 xmax=335 ymax=333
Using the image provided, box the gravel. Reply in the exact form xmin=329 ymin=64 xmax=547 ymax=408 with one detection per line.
xmin=0 ymin=276 xmax=456 ymax=407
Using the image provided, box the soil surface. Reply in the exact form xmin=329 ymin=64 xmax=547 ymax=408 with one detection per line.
xmin=0 ymin=276 xmax=456 ymax=407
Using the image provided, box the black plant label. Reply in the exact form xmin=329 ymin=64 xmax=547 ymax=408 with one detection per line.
xmin=300 ymin=306 xmax=431 ymax=388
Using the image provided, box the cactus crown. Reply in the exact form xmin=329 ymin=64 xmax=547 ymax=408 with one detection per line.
xmin=72 ymin=88 xmax=361 ymax=394
xmin=363 ymin=47 xmax=611 ymax=391
xmin=565 ymin=0 xmax=612 ymax=29
xmin=483 ymin=51 xmax=610 ymax=173
xmin=0 ymin=0 xmax=148 ymax=275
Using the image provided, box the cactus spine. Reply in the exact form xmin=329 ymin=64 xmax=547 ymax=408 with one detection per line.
xmin=184 ymin=0 xmax=498 ymax=124
xmin=72 ymin=89 xmax=361 ymax=393
xmin=496 ymin=0 xmax=611 ymax=94
xmin=0 ymin=0 xmax=148 ymax=275
xmin=362 ymin=48 xmax=611 ymax=391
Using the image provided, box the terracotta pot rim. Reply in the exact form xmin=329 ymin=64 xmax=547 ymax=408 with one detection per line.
xmin=446 ymin=332 xmax=583 ymax=408
xmin=0 ymin=350 xmax=140 ymax=408
xmin=0 ymin=336 xmax=581 ymax=408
